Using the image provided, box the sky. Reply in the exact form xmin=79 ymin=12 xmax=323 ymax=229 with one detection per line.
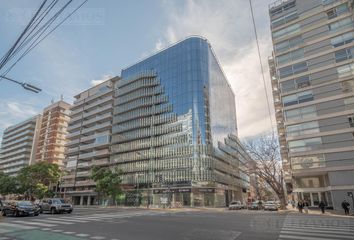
xmin=0 ymin=0 xmax=275 ymax=141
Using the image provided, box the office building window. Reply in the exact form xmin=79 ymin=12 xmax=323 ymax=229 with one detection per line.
xmin=276 ymin=48 xmax=304 ymax=65
xmin=279 ymin=61 xmax=308 ymax=78
xmin=273 ymin=23 xmax=301 ymax=40
xmin=270 ymin=0 xmax=296 ymax=17
xmin=288 ymin=137 xmax=322 ymax=153
xmin=271 ymin=11 xmax=298 ymax=28
xmin=337 ymin=63 xmax=354 ymax=78
xmin=326 ymin=3 xmax=349 ymax=19
xmin=344 ymin=97 xmax=354 ymax=110
xmin=334 ymin=47 xmax=354 ymax=62
xmin=283 ymin=90 xmax=314 ymax=107
xmin=286 ymin=121 xmax=319 ymax=137
xmin=291 ymin=155 xmax=325 ymax=170
xmin=275 ymin=35 xmax=303 ymax=52
xmin=281 ymin=75 xmax=310 ymax=93
xmin=331 ymin=31 xmax=354 ymax=47
xmin=329 ymin=17 xmax=353 ymax=32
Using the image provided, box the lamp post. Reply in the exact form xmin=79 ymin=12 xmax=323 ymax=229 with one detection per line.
xmin=348 ymin=192 xmax=354 ymax=215
xmin=0 ymin=75 xmax=41 ymax=93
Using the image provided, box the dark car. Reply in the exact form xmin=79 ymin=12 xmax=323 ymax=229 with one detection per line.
xmin=3 ymin=201 xmax=40 ymax=217
xmin=39 ymin=198 xmax=73 ymax=214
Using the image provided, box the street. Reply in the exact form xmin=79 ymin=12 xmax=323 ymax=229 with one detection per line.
xmin=0 ymin=207 xmax=353 ymax=240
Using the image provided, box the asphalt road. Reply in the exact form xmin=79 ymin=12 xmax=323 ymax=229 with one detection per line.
xmin=0 ymin=207 xmax=353 ymax=240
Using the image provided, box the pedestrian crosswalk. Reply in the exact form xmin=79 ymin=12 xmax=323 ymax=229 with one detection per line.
xmin=0 ymin=210 xmax=170 ymax=229
xmin=278 ymin=213 xmax=354 ymax=240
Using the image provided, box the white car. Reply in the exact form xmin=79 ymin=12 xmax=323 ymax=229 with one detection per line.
xmin=264 ymin=201 xmax=278 ymax=211
xmin=229 ymin=201 xmax=245 ymax=210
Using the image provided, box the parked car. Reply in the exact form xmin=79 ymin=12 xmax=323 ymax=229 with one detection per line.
xmin=249 ymin=201 xmax=262 ymax=210
xmin=3 ymin=201 xmax=40 ymax=217
xmin=264 ymin=201 xmax=278 ymax=211
xmin=229 ymin=201 xmax=245 ymax=210
xmin=39 ymin=198 xmax=73 ymax=214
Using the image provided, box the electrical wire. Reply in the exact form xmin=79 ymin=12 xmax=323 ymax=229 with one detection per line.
xmin=249 ymin=0 xmax=275 ymax=134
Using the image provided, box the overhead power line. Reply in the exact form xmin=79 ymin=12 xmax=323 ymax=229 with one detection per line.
xmin=249 ymin=0 xmax=275 ymax=134
xmin=0 ymin=0 xmax=88 ymax=93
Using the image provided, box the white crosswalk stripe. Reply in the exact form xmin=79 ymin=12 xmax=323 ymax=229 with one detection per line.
xmin=278 ymin=213 xmax=354 ymax=240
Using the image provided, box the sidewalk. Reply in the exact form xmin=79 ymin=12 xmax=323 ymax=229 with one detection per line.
xmin=287 ymin=206 xmax=354 ymax=218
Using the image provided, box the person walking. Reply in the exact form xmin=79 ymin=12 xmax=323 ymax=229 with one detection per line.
xmin=297 ymin=200 xmax=304 ymax=213
xmin=342 ymin=200 xmax=350 ymax=215
xmin=304 ymin=201 xmax=309 ymax=214
xmin=319 ymin=200 xmax=326 ymax=214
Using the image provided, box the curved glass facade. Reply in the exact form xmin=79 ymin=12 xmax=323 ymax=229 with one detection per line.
xmin=111 ymin=37 xmax=249 ymax=207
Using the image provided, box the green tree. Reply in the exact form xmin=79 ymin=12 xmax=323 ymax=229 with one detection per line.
xmin=16 ymin=162 xmax=61 ymax=199
xmin=0 ymin=172 xmax=19 ymax=195
xmin=91 ymin=166 xmax=123 ymax=206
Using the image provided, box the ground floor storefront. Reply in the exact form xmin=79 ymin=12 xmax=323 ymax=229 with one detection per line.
xmin=67 ymin=186 xmax=247 ymax=208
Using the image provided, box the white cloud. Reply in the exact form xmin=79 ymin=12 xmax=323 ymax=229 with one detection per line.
xmin=157 ymin=0 xmax=275 ymax=139
xmin=90 ymin=74 xmax=112 ymax=86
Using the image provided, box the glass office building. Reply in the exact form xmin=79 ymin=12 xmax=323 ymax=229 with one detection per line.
xmin=111 ymin=37 xmax=250 ymax=207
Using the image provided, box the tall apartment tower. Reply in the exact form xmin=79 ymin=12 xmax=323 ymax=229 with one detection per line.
xmin=0 ymin=115 xmax=41 ymax=176
xmin=35 ymin=100 xmax=71 ymax=167
xmin=110 ymin=37 xmax=251 ymax=207
xmin=62 ymin=77 xmax=119 ymax=205
xmin=269 ymin=0 xmax=354 ymax=211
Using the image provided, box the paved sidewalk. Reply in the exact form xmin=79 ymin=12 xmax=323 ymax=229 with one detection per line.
xmin=287 ymin=206 xmax=354 ymax=218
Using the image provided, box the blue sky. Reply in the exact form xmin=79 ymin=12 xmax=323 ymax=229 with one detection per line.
xmin=0 ymin=0 xmax=273 ymax=140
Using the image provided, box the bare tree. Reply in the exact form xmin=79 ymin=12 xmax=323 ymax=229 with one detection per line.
xmin=244 ymin=134 xmax=287 ymax=209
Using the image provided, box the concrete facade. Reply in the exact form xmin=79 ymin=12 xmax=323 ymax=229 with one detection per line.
xmin=0 ymin=115 xmax=41 ymax=176
xmin=269 ymin=0 xmax=354 ymax=212
xmin=62 ymin=77 xmax=119 ymax=205
xmin=35 ymin=100 xmax=71 ymax=167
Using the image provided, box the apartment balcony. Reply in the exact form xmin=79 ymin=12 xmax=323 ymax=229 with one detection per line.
xmin=1 ymin=135 xmax=33 ymax=149
xmin=76 ymin=171 xmax=90 ymax=177
xmin=66 ymin=131 xmax=81 ymax=139
xmin=83 ymin=89 xmax=111 ymax=104
xmin=93 ymin=159 xmax=110 ymax=166
xmin=60 ymin=182 xmax=75 ymax=188
xmin=62 ymin=174 xmax=75 ymax=180
xmin=81 ymin=122 xmax=111 ymax=135
xmin=78 ymin=149 xmax=109 ymax=160
xmin=77 ymin=161 xmax=92 ymax=169
xmin=0 ymin=148 xmax=31 ymax=159
xmin=70 ymin=106 xmax=84 ymax=116
xmin=82 ymin=104 xmax=112 ymax=119
xmin=74 ymin=180 xmax=96 ymax=187
xmin=0 ymin=154 xmax=29 ymax=164
xmin=81 ymin=131 xmax=110 ymax=143
xmin=65 ymin=139 xmax=80 ymax=147
xmin=0 ymin=160 xmax=27 ymax=170
xmin=84 ymin=95 xmax=112 ymax=111
xmin=2 ymin=129 xmax=35 ymax=143
xmin=82 ymin=112 xmax=112 ymax=127
xmin=66 ymin=146 xmax=80 ymax=155
xmin=79 ymin=141 xmax=109 ymax=151
xmin=70 ymin=114 xmax=83 ymax=123
xmin=67 ymin=122 xmax=81 ymax=132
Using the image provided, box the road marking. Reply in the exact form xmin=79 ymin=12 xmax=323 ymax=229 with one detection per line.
xmin=280 ymin=230 xmax=354 ymax=239
xmin=13 ymin=220 xmax=56 ymax=227
xmin=91 ymin=237 xmax=106 ymax=240
xmin=51 ymin=229 xmax=64 ymax=233
xmin=32 ymin=219 xmax=73 ymax=225
xmin=0 ymin=222 xmax=37 ymax=230
xmin=63 ymin=232 xmax=76 ymax=234
xmin=282 ymin=226 xmax=354 ymax=233
xmin=279 ymin=234 xmax=338 ymax=240
xmin=47 ymin=217 xmax=88 ymax=223
xmin=76 ymin=233 xmax=90 ymax=237
xmin=41 ymin=228 xmax=51 ymax=231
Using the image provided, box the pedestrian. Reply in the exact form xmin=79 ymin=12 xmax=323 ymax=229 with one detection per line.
xmin=319 ymin=200 xmax=326 ymax=214
xmin=304 ymin=201 xmax=309 ymax=214
xmin=342 ymin=200 xmax=350 ymax=215
xmin=297 ymin=200 xmax=303 ymax=213
xmin=291 ymin=200 xmax=295 ymax=209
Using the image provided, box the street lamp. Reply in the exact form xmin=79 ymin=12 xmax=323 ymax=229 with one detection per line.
xmin=0 ymin=75 xmax=41 ymax=93
xmin=348 ymin=192 xmax=354 ymax=215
